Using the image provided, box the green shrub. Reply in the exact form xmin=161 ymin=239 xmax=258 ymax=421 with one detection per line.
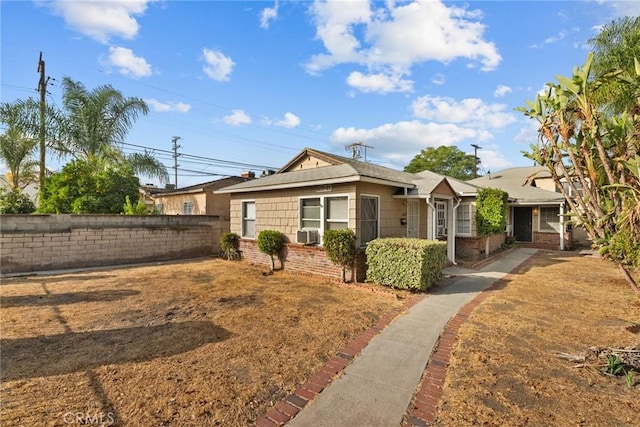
xmin=220 ymin=232 xmax=241 ymax=260
xmin=123 ymin=195 xmax=148 ymax=215
xmin=257 ymin=230 xmax=284 ymax=271
xmin=365 ymin=238 xmax=447 ymax=291
xmin=476 ymin=188 xmax=508 ymax=235
xmin=607 ymin=229 xmax=640 ymax=268
xmin=0 ymin=188 xmax=36 ymax=214
xmin=323 ymin=229 xmax=357 ymax=282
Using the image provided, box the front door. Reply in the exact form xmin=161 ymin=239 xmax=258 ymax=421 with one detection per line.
xmin=407 ymin=200 xmax=420 ymax=238
xmin=513 ymin=207 xmax=533 ymax=242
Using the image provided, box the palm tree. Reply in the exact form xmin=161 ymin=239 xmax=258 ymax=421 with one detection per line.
xmin=0 ymin=129 xmax=38 ymax=189
xmin=57 ymin=77 xmax=168 ymax=182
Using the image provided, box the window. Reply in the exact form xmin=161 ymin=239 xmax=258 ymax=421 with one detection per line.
xmin=301 ymin=198 xmax=321 ymax=229
xmin=183 ymin=201 xmax=193 ymax=215
xmin=361 ymin=196 xmax=379 ymax=245
xmin=436 ymin=201 xmax=447 ymax=236
xmin=456 ymin=203 xmax=471 ymax=235
xmin=540 ymin=207 xmax=560 ymax=232
xmin=325 ymin=196 xmax=348 ymax=230
xmin=242 ymin=201 xmax=256 ymax=238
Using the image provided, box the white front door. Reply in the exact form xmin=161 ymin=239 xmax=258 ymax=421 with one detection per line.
xmin=407 ymin=199 xmax=420 ymax=238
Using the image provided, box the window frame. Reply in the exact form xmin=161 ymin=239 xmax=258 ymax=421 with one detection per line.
xmin=539 ymin=206 xmax=561 ymax=232
xmin=298 ymin=194 xmax=350 ymax=244
xmin=182 ymin=201 xmax=193 ymax=215
xmin=436 ymin=201 xmax=447 ymax=237
xmin=241 ymin=200 xmax=256 ymax=239
xmin=456 ymin=202 xmax=472 ymax=236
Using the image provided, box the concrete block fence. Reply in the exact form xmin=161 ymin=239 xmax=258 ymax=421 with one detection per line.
xmin=0 ymin=215 xmax=223 ymax=274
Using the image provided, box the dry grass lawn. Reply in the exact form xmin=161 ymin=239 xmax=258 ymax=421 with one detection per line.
xmin=0 ymin=259 xmax=405 ymax=426
xmin=436 ymin=251 xmax=640 ymax=426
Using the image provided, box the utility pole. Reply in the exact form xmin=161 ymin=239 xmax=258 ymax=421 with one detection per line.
xmin=471 ymin=144 xmax=482 ymax=178
xmin=345 ymin=141 xmax=374 ymax=162
xmin=172 ymin=136 xmax=181 ymax=188
xmin=37 ymin=52 xmax=50 ymax=200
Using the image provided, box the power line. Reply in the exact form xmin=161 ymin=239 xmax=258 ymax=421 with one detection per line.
xmin=171 ymin=136 xmax=181 ymax=188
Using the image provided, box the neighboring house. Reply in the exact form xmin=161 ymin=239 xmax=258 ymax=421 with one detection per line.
xmin=0 ymin=175 xmax=39 ymax=207
xmin=149 ymin=175 xmax=253 ymax=218
xmin=469 ymin=166 xmax=572 ymax=250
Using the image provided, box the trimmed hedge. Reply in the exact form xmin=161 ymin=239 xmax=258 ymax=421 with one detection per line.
xmin=365 ymin=238 xmax=447 ymax=291
xmin=257 ymin=229 xmax=284 ymax=271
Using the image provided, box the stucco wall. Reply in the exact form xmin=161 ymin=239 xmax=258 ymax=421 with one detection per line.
xmin=456 ymin=232 xmax=506 ymax=261
xmin=0 ymin=215 xmax=222 ymax=274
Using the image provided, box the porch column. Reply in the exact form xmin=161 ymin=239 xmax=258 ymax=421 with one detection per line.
xmin=425 ymin=198 xmax=435 ymax=240
xmin=559 ymin=202 xmax=565 ymax=251
xmin=447 ymin=198 xmax=455 ymax=262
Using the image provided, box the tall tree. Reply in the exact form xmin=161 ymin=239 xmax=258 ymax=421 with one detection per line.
xmin=404 ymin=145 xmax=478 ymax=180
xmin=57 ymin=77 xmax=168 ymax=181
xmin=0 ymin=128 xmax=38 ymax=190
xmin=518 ymin=42 xmax=640 ymax=290
xmin=588 ymin=16 xmax=640 ymax=115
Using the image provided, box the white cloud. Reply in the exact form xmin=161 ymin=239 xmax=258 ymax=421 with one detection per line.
xmin=223 ymin=109 xmax=251 ymax=126
xmin=331 ymin=120 xmax=491 ymax=167
xmin=346 ymin=71 xmax=413 ymax=93
xmin=305 ymin=0 xmax=501 ymax=94
xmin=44 ymin=0 xmax=152 ymax=43
xmin=494 ymin=84 xmax=512 ymax=97
xmin=411 ymin=95 xmax=516 ymax=129
xmin=202 ymin=48 xmax=235 ymax=81
xmin=275 ymin=112 xmax=300 ymax=128
xmin=260 ymin=1 xmax=279 ymax=29
xmin=431 ymin=73 xmax=446 ymax=85
xmin=597 ymin=0 xmax=640 ymax=18
xmin=104 ymin=46 xmax=152 ymax=78
xmin=513 ymin=118 xmax=541 ymax=145
xmin=478 ymin=147 xmax=512 ymax=172
xmin=145 ymin=98 xmax=191 ymax=113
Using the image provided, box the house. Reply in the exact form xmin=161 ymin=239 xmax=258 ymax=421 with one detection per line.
xmin=149 ymin=175 xmax=253 ymax=221
xmin=468 ymin=166 xmax=571 ymax=250
xmin=216 ymin=148 xmax=579 ymax=280
xmin=216 ymin=148 xmax=490 ymax=278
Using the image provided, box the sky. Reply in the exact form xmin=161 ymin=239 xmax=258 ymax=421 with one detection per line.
xmin=2 ymin=0 xmax=639 ymax=188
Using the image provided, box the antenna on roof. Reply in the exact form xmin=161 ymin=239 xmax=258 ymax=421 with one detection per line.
xmin=345 ymin=141 xmax=374 ymax=162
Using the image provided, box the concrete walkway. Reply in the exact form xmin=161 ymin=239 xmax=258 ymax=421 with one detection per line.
xmin=288 ymin=248 xmax=538 ymax=427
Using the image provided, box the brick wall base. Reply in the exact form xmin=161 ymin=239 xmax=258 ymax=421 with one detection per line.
xmin=239 ymin=240 xmax=367 ymax=282
xmin=455 ymin=233 xmax=506 ymax=262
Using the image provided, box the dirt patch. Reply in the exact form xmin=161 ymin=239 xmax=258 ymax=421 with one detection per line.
xmin=0 ymin=259 xmax=406 ymax=426
xmin=435 ymin=251 xmax=640 ymax=426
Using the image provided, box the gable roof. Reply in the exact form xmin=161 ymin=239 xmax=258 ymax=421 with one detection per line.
xmin=469 ymin=167 xmax=564 ymax=204
xmin=155 ymin=176 xmax=250 ymax=196
xmin=217 ymin=148 xmax=417 ymax=193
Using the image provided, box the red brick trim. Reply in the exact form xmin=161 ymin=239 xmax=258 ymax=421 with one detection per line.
xmin=255 ymin=293 xmax=425 ymax=426
xmin=403 ymin=252 xmax=539 ymax=426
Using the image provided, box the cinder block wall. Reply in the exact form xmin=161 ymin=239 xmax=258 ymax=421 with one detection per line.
xmin=0 ymin=215 xmax=222 ymax=274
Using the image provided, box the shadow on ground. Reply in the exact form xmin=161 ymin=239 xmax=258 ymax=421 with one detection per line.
xmin=0 ymin=321 xmax=230 ymax=381
xmin=0 ymin=289 xmax=140 ymax=308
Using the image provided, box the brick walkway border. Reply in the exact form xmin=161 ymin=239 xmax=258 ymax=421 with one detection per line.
xmin=256 ymin=293 xmax=426 ymax=427
xmin=403 ymin=252 xmax=540 ymax=427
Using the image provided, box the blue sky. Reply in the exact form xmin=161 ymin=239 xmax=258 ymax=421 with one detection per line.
xmin=2 ymin=0 xmax=639 ymax=187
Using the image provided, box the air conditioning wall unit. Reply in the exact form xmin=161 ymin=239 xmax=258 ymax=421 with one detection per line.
xmin=297 ymin=229 xmax=319 ymax=244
